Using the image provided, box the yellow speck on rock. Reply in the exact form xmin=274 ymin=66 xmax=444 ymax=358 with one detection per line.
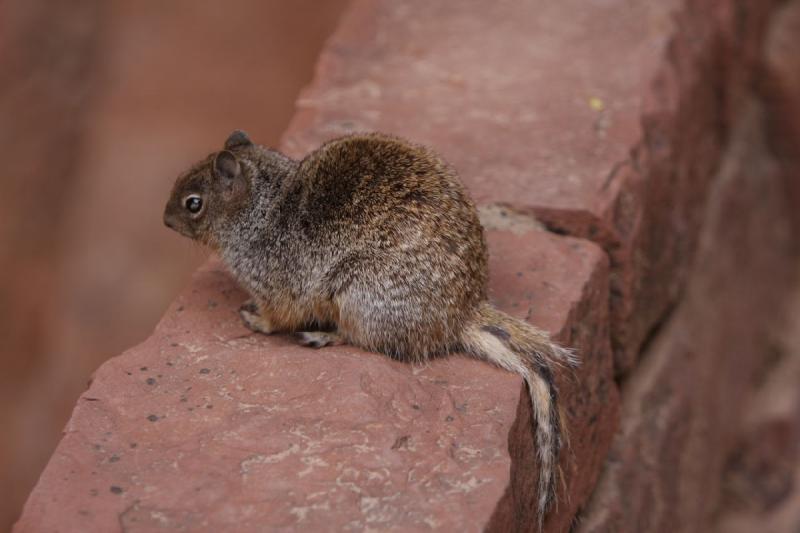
xmin=589 ymin=97 xmax=605 ymax=112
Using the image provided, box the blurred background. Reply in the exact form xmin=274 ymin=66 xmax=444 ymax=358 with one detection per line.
xmin=0 ymin=1 xmax=347 ymax=529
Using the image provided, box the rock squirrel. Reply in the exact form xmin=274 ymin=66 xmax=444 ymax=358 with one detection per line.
xmin=164 ymin=130 xmax=577 ymax=527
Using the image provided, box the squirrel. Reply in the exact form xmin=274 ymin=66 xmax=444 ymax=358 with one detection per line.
xmin=164 ymin=130 xmax=577 ymax=528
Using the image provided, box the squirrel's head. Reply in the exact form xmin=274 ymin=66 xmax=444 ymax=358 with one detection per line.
xmin=164 ymin=130 xmax=256 ymax=247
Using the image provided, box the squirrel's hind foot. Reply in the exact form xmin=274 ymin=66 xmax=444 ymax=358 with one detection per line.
xmin=297 ymin=331 xmax=344 ymax=348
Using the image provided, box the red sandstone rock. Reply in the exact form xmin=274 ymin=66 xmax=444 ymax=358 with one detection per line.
xmin=577 ymin=98 xmax=799 ymax=531
xmin=762 ymin=0 xmax=800 ymax=236
xmin=575 ymin=1 xmax=800 ymax=529
xmin=714 ymin=288 xmax=800 ymax=532
xmin=15 ymin=228 xmax=615 ymax=532
xmin=18 ymin=0 xmax=799 ymax=530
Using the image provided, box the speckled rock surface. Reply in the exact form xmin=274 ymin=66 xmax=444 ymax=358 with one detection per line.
xmin=15 ymin=227 xmax=615 ymax=532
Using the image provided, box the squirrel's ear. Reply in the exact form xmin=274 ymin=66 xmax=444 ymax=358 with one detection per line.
xmin=213 ymin=150 xmax=240 ymax=180
xmin=224 ymin=130 xmax=253 ymax=150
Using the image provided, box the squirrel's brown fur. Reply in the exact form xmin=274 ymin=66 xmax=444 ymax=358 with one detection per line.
xmin=164 ymin=130 xmax=577 ymax=528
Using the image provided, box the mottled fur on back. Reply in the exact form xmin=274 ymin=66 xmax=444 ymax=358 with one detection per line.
xmin=164 ymin=131 xmax=577 ymax=528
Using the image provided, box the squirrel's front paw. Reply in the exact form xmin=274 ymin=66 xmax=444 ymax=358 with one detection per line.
xmin=239 ymin=301 xmax=275 ymax=334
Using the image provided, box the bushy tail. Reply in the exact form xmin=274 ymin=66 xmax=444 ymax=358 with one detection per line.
xmin=459 ymin=302 xmax=577 ymax=530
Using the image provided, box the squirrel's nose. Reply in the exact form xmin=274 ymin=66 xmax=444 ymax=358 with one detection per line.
xmin=164 ymin=213 xmax=176 ymax=230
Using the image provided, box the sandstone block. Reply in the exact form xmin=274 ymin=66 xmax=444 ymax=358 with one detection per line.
xmin=16 ymin=228 xmax=616 ymax=532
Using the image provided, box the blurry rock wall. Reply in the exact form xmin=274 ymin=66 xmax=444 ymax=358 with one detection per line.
xmin=579 ymin=0 xmax=800 ymax=530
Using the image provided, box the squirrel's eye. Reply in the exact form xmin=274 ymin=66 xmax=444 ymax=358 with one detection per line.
xmin=185 ymin=195 xmax=203 ymax=214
